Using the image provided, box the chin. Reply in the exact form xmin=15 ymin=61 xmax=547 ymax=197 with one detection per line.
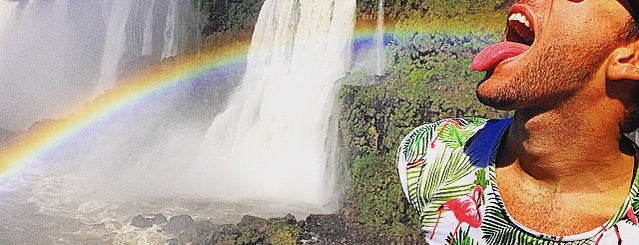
xmin=476 ymin=93 xmax=518 ymax=111
xmin=475 ymin=78 xmax=519 ymax=111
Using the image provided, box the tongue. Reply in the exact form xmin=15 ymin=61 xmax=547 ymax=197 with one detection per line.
xmin=471 ymin=42 xmax=530 ymax=71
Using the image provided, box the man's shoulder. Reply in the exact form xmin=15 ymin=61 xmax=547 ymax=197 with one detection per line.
xmin=396 ymin=117 xmax=491 ymax=221
xmin=397 ymin=117 xmax=488 ymax=160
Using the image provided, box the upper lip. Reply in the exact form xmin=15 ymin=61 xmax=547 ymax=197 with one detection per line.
xmin=505 ymin=4 xmax=536 ymax=46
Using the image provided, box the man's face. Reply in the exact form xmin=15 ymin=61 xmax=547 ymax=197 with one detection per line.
xmin=472 ymin=0 xmax=633 ymax=110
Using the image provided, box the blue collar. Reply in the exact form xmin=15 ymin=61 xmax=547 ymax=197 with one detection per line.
xmin=464 ymin=117 xmax=512 ymax=168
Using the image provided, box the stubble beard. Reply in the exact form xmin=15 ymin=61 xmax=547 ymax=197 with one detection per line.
xmin=476 ymin=43 xmax=611 ymax=111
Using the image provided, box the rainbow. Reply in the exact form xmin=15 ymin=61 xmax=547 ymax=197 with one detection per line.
xmin=0 ymin=36 xmax=251 ymax=179
xmin=0 ymin=16 xmax=505 ymax=182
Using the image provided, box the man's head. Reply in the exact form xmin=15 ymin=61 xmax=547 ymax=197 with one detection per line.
xmin=472 ymin=0 xmax=639 ymax=131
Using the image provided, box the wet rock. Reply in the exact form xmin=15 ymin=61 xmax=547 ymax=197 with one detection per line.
xmin=235 ymin=215 xmax=271 ymax=244
xmin=283 ymin=213 xmax=297 ymax=225
xmin=131 ymin=214 xmax=153 ymax=228
xmin=187 ymin=213 xmax=425 ymax=244
xmin=238 ymin=215 xmax=269 ymax=229
xmin=178 ymin=220 xmax=217 ymax=244
xmin=151 ymin=213 xmax=168 ymax=225
xmin=165 ymin=238 xmax=178 ymax=245
xmin=299 ymin=214 xmax=347 ymax=243
xmin=212 ymin=224 xmax=241 ymax=243
xmin=163 ymin=215 xmax=195 ymax=235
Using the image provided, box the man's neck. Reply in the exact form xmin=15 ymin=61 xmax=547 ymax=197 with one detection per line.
xmin=499 ymin=97 xmax=635 ymax=193
xmin=494 ymin=99 xmax=636 ymax=234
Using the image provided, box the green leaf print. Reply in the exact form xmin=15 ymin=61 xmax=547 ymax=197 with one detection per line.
xmin=437 ymin=120 xmax=477 ymax=149
xmin=473 ymin=169 xmax=488 ymax=203
xmin=418 ymin=147 xmax=475 ymax=227
xmin=448 ymin=227 xmax=480 ymax=245
xmin=473 ymin=169 xmax=488 ymax=190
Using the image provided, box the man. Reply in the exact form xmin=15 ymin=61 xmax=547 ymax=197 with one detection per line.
xmin=397 ymin=0 xmax=639 ymax=244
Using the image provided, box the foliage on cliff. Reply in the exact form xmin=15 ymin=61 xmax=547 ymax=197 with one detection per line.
xmin=195 ymin=0 xmax=265 ymax=39
xmin=357 ymin=0 xmax=515 ymax=31
xmin=357 ymin=0 xmax=515 ymax=17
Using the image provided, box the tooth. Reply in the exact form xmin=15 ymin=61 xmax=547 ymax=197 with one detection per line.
xmin=514 ymin=13 xmax=522 ymax=20
xmin=508 ymin=12 xmax=532 ymax=29
xmin=518 ymin=15 xmax=527 ymax=23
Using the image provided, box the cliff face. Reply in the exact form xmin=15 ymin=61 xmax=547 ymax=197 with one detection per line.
xmin=337 ymin=0 xmax=513 ymax=239
xmin=338 ymin=32 xmax=508 ymax=238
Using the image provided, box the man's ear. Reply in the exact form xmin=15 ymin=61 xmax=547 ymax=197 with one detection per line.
xmin=607 ymin=42 xmax=639 ymax=81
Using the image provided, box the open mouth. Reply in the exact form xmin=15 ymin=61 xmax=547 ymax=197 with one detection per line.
xmin=506 ymin=11 xmax=535 ymax=46
xmin=470 ymin=6 xmax=536 ymax=71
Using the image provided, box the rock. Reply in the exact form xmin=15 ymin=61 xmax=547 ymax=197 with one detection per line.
xmin=178 ymin=220 xmax=216 ymax=245
xmin=238 ymin=215 xmax=270 ymax=232
xmin=131 ymin=214 xmax=153 ymax=228
xmin=163 ymin=215 xmax=195 ymax=235
xmin=299 ymin=214 xmax=348 ymax=244
xmin=165 ymin=238 xmax=178 ymax=245
xmin=283 ymin=213 xmax=297 ymax=225
xmin=239 ymin=215 xmax=269 ymax=227
xmin=151 ymin=213 xmax=168 ymax=225
xmin=207 ymin=224 xmax=240 ymax=244
xmin=236 ymin=215 xmax=271 ymax=244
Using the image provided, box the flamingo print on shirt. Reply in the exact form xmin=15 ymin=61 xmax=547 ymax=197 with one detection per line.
xmin=430 ymin=185 xmax=483 ymax=245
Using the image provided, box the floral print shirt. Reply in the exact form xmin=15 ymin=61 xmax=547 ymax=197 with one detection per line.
xmin=397 ymin=117 xmax=639 ymax=245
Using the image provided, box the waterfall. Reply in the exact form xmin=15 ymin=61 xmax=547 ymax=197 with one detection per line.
xmin=188 ymin=0 xmax=356 ymax=206
xmin=0 ymin=1 xmax=18 ymax=34
xmin=161 ymin=0 xmax=178 ymax=59
xmin=96 ymin=0 xmax=135 ymax=94
xmin=0 ymin=0 xmax=199 ymax=130
xmin=142 ymin=0 xmax=156 ymax=56
xmin=375 ymin=0 xmax=385 ymax=76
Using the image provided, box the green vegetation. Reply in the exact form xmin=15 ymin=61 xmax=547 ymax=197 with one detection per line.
xmin=265 ymin=222 xmax=301 ymax=245
xmin=339 ymin=0 xmax=512 ymax=239
xmin=194 ymin=0 xmax=265 ymax=38
xmin=339 ymin=30 xmax=506 ymax=237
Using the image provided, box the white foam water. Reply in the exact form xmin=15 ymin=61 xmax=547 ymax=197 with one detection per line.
xmin=0 ymin=0 xmax=18 ymax=35
xmin=96 ymin=0 xmax=136 ymax=94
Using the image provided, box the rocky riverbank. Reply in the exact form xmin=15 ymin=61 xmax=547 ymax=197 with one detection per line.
xmin=130 ymin=211 xmax=425 ymax=245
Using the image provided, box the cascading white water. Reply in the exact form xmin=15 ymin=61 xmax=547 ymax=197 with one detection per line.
xmin=0 ymin=0 xmax=18 ymax=35
xmin=0 ymin=0 xmax=198 ymax=131
xmin=375 ymin=0 xmax=385 ymax=76
xmin=142 ymin=0 xmax=156 ymax=56
xmin=185 ymin=0 xmax=356 ymax=206
xmin=161 ymin=0 xmax=179 ymax=59
xmin=96 ymin=0 xmax=135 ymax=94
